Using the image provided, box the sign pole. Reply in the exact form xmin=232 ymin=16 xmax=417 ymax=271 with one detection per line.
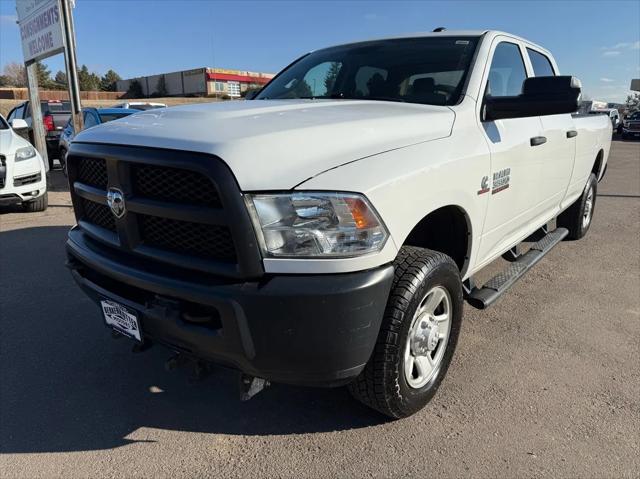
xmin=60 ymin=0 xmax=83 ymax=134
xmin=16 ymin=0 xmax=68 ymax=172
xmin=25 ymin=61 xmax=49 ymax=172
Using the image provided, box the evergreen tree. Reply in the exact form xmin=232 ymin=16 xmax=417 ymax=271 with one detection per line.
xmin=34 ymin=61 xmax=53 ymax=89
xmin=127 ymin=79 xmax=144 ymax=98
xmin=154 ymin=75 xmax=168 ymax=97
xmin=323 ymin=62 xmax=340 ymax=96
xmin=100 ymin=69 xmax=122 ymax=91
xmin=78 ymin=65 xmax=100 ymax=91
xmin=54 ymin=70 xmax=67 ymax=86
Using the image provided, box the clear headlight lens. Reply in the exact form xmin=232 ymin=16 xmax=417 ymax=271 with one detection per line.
xmin=15 ymin=146 xmax=37 ymax=161
xmin=246 ymin=192 xmax=389 ymax=258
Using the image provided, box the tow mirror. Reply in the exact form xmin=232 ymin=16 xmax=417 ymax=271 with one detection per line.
xmin=483 ymin=76 xmax=581 ymax=121
xmin=10 ymin=118 xmax=29 ymax=130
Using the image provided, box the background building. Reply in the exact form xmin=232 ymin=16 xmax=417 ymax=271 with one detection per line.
xmin=116 ymin=67 xmax=275 ymax=98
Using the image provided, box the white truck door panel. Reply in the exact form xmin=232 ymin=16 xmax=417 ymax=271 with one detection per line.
xmin=537 ymin=114 xmax=576 ymax=214
xmin=478 ymin=117 xmax=544 ymax=262
xmin=476 ymin=40 xmax=545 ymax=264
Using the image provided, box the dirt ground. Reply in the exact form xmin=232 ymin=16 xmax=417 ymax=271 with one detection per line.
xmin=0 ymin=138 xmax=638 ymax=478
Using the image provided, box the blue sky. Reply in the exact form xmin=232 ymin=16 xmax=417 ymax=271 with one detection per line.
xmin=1 ymin=0 xmax=639 ymax=102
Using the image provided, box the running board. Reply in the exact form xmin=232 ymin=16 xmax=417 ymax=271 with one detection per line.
xmin=467 ymin=227 xmax=568 ymax=310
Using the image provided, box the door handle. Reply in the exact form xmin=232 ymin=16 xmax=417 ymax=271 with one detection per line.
xmin=530 ymin=136 xmax=547 ymax=147
xmin=566 ymin=130 xmax=578 ymax=138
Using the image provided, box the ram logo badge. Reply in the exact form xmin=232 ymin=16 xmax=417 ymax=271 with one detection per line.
xmin=107 ymin=188 xmax=126 ymax=218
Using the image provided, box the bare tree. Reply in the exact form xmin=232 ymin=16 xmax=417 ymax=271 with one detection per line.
xmin=2 ymin=62 xmax=27 ymax=87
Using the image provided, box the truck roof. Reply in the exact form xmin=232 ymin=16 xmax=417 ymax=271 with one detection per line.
xmin=318 ymin=30 xmax=549 ymax=56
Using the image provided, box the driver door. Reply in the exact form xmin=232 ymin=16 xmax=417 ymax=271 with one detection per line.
xmin=476 ymin=40 xmax=545 ymax=265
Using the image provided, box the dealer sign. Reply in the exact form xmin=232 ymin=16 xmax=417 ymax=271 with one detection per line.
xmin=16 ymin=0 xmax=65 ymax=62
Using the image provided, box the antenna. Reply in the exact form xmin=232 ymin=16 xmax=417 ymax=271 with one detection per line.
xmin=432 ymin=27 xmax=447 ymax=32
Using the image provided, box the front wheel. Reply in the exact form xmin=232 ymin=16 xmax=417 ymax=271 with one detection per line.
xmin=23 ymin=191 xmax=48 ymax=212
xmin=348 ymin=246 xmax=463 ymax=419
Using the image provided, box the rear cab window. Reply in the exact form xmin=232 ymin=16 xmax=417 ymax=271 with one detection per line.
xmin=42 ymin=101 xmax=72 ymax=113
xmin=526 ymin=48 xmax=555 ymax=77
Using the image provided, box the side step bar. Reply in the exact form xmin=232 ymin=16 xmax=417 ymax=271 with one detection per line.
xmin=467 ymin=227 xmax=569 ymax=310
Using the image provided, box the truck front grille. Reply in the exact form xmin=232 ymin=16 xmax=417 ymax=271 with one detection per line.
xmin=77 ymin=157 xmax=108 ymax=189
xmin=66 ymin=144 xmax=263 ymax=278
xmin=133 ymin=164 xmax=222 ymax=207
xmin=81 ymin=198 xmax=116 ymax=232
xmin=139 ymin=214 xmax=235 ymax=261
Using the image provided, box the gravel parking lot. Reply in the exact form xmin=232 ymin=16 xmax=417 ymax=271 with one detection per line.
xmin=1 ymin=139 xmax=638 ymax=478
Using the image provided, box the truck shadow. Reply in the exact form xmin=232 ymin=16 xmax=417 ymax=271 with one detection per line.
xmin=0 ymin=226 xmax=384 ymax=455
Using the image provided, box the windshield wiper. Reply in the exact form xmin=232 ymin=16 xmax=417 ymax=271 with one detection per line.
xmin=355 ymin=96 xmax=407 ymax=103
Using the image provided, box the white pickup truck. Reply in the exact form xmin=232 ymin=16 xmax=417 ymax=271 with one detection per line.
xmin=66 ymin=30 xmax=611 ymax=418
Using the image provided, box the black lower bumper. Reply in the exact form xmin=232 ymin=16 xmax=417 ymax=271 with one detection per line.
xmin=66 ymin=228 xmax=394 ymax=387
xmin=0 ymin=194 xmax=22 ymax=206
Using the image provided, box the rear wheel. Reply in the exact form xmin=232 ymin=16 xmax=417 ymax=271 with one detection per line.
xmin=23 ymin=191 xmax=48 ymax=212
xmin=59 ymin=148 xmax=68 ymax=176
xmin=557 ymin=173 xmax=597 ymax=240
xmin=348 ymin=246 xmax=463 ymax=419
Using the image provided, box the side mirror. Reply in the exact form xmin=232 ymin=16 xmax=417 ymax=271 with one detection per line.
xmin=10 ymin=118 xmax=29 ymax=130
xmin=484 ymin=76 xmax=581 ymax=121
xmin=244 ymin=90 xmax=259 ymax=100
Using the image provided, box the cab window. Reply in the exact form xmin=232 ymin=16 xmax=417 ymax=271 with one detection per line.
xmin=83 ymin=112 xmax=99 ymax=129
xmin=527 ymin=48 xmax=555 ymax=77
xmin=10 ymin=104 xmax=25 ymax=121
xmin=486 ymin=42 xmax=527 ymax=97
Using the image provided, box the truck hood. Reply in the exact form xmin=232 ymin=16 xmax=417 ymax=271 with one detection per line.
xmin=74 ymin=99 xmax=454 ymax=190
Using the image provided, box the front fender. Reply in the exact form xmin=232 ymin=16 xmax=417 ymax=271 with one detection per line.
xmin=298 ymin=132 xmax=491 ymax=278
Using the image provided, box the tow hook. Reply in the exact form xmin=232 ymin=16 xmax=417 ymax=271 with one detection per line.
xmin=239 ymin=374 xmax=270 ymax=401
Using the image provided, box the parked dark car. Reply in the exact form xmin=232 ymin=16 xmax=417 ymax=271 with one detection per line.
xmin=6 ymin=100 xmax=71 ymax=169
xmin=621 ymin=111 xmax=640 ymax=140
xmin=58 ymin=107 xmax=138 ymax=171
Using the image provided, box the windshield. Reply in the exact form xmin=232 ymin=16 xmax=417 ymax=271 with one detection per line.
xmin=257 ymin=36 xmax=479 ymax=106
xmin=0 ymin=115 xmax=8 ymax=130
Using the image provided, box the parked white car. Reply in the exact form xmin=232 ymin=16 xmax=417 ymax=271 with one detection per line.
xmin=0 ymin=115 xmax=48 ymax=212
xmin=66 ymin=30 xmax=611 ymax=418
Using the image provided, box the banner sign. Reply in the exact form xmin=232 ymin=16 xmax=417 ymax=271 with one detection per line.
xmin=16 ymin=0 xmax=64 ymax=62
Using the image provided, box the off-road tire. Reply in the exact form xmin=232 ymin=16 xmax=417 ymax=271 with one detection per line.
xmin=348 ymin=246 xmax=463 ymax=419
xmin=557 ymin=173 xmax=597 ymax=240
xmin=23 ymin=191 xmax=48 ymax=212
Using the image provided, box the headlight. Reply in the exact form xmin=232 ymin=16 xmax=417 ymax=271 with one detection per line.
xmin=15 ymin=146 xmax=37 ymax=161
xmin=246 ymin=192 xmax=389 ymax=258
